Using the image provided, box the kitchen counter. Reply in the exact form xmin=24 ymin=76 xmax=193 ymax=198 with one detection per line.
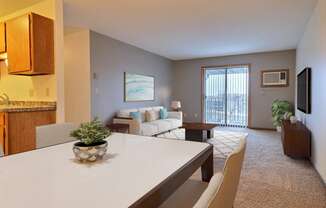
xmin=0 ymin=101 xmax=56 ymax=113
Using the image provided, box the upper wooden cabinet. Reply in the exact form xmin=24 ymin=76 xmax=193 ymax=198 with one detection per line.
xmin=6 ymin=13 xmax=54 ymax=75
xmin=0 ymin=23 xmax=5 ymax=53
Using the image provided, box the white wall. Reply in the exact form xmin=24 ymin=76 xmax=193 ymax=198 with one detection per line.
xmin=296 ymin=0 xmax=326 ymax=183
xmin=64 ymin=29 xmax=91 ymax=123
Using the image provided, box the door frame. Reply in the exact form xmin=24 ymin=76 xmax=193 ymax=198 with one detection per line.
xmin=200 ymin=64 xmax=252 ymax=127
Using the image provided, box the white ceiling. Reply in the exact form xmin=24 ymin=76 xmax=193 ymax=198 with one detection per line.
xmin=0 ymin=0 xmax=43 ymax=17
xmin=64 ymin=0 xmax=318 ymax=60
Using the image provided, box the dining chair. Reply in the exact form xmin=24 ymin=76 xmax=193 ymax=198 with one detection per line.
xmin=193 ymin=137 xmax=247 ymax=208
xmin=36 ymin=123 xmax=79 ymax=149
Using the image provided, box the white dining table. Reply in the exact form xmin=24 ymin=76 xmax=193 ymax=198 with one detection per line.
xmin=0 ymin=133 xmax=213 ymax=208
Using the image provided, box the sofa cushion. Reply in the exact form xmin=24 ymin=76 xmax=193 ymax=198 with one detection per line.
xmin=140 ymin=118 xmax=182 ymax=136
xmin=139 ymin=108 xmax=152 ymax=122
xmin=145 ymin=110 xmax=159 ymax=122
xmin=117 ymin=108 xmax=138 ymax=118
xmin=141 ymin=122 xmax=160 ymax=136
xmin=160 ymin=108 xmax=168 ymax=119
xmin=152 ymin=106 xmax=164 ymax=111
xmin=162 ymin=118 xmax=183 ymax=130
xmin=130 ymin=111 xmax=141 ymax=122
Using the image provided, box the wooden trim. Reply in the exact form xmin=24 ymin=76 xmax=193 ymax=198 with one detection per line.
xmin=201 ymin=63 xmax=251 ymax=69
xmin=4 ymin=113 xmax=8 ymax=155
xmin=247 ymin=65 xmax=252 ymax=127
xmin=114 ymin=116 xmax=133 ymax=120
xmin=201 ymin=67 xmax=205 ymax=122
xmin=260 ymin=69 xmax=289 ymax=88
xmin=247 ymin=126 xmax=276 ymax=131
xmin=200 ymin=64 xmax=252 ymax=127
xmin=130 ymin=145 xmax=213 ymax=208
xmin=0 ymin=113 xmax=8 ymax=155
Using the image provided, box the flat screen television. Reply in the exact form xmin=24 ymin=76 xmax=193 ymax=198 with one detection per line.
xmin=297 ymin=67 xmax=311 ymax=114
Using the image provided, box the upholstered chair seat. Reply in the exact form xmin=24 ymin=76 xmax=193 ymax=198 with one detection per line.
xmin=36 ymin=123 xmax=79 ymax=149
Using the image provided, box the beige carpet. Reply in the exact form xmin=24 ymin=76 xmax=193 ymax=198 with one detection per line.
xmin=160 ymin=128 xmax=326 ymax=208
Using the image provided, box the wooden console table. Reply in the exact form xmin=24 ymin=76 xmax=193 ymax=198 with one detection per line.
xmin=281 ymin=120 xmax=311 ymax=159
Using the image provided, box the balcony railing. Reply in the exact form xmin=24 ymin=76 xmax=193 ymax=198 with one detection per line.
xmin=205 ymin=95 xmax=247 ymax=127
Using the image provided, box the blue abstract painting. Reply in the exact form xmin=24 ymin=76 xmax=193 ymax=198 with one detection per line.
xmin=124 ymin=73 xmax=154 ymax=101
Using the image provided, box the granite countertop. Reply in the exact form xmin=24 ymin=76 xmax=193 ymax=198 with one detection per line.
xmin=0 ymin=101 xmax=56 ymax=113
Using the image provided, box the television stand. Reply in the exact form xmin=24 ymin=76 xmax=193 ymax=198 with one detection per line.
xmin=281 ymin=120 xmax=311 ymax=159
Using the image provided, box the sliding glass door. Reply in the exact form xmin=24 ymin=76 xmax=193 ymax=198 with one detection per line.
xmin=203 ymin=65 xmax=249 ymax=127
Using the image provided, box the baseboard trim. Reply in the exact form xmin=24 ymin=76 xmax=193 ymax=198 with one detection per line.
xmin=311 ymin=161 xmax=326 ymax=187
xmin=247 ymin=126 xmax=276 ymax=131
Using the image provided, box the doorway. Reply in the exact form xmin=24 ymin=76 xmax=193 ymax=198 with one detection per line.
xmin=202 ymin=65 xmax=249 ymax=127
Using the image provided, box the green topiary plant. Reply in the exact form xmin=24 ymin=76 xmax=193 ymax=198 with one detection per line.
xmin=271 ymin=100 xmax=293 ymax=128
xmin=71 ymin=118 xmax=110 ymax=146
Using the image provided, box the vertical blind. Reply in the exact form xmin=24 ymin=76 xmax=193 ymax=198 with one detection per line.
xmin=204 ymin=66 xmax=249 ymax=127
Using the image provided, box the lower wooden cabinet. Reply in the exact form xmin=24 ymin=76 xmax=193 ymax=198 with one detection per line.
xmin=0 ymin=113 xmax=8 ymax=155
xmin=0 ymin=110 xmax=56 ymax=155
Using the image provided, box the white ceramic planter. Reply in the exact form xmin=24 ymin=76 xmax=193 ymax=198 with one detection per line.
xmin=73 ymin=141 xmax=108 ymax=162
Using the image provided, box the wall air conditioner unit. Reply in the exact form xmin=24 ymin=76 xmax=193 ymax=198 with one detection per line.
xmin=261 ymin=69 xmax=289 ymax=87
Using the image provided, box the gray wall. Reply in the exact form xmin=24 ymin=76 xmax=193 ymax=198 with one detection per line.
xmin=172 ymin=50 xmax=296 ymax=129
xmin=90 ymin=31 xmax=173 ymax=122
xmin=296 ymin=0 xmax=326 ymax=183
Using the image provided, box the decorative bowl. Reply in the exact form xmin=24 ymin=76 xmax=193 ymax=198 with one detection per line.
xmin=73 ymin=141 xmax=108 ymax=162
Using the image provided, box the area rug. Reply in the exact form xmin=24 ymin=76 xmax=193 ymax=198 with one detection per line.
xmin=157 ymin=128 xmax=247 ymax=159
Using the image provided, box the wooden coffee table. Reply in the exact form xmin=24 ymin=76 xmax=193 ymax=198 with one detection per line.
xmin=182 ymin=122 xmax=218 ymax=142
xmin=106 ymin=123 xmax=129 ymax=133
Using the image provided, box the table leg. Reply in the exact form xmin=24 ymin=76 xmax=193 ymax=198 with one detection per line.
xmin=201 ymin=150 xmax=213 ymax=182
xmin=185 ymin=129 xmax=205 ymax=142
xmin=207 ymin=129 xmax=215 ymax=139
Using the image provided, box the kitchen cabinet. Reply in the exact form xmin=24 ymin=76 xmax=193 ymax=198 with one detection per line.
xmin=0 ymin=113 xmax=8 ymax=155
xmin=7 ymin=110 xmax=56 ymax=154
xmin=0 ymin=22 xmax=5 ymax=53
xmin=6 ymin=13 xmax=54 ymax=75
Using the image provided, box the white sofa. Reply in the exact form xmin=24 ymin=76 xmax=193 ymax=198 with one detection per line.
xmin=113 ymin=106 xmax=182 ymax=136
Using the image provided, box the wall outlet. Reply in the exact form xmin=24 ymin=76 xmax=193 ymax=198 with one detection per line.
xmin=29 ymin=89 xmax=34 ymax=97
xmin=194 ymin=113 xmax=198 ymax=118
xmin=184 ymin=113 xmax=187 ymax=117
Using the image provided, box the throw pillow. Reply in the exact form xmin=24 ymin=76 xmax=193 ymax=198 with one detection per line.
xmin=145 ymin=110 xmax=157 ymax=122
xmin=130 ymin=111 xmax=141 ymax=122
xmin=160 ymin=108 xmax=168 ymax=119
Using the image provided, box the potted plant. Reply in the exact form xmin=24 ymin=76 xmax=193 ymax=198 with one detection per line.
xmin=272 ymin=100 xmax=293 ymax=132
xmin=71 ymin=118 xmax=111 ymax=162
